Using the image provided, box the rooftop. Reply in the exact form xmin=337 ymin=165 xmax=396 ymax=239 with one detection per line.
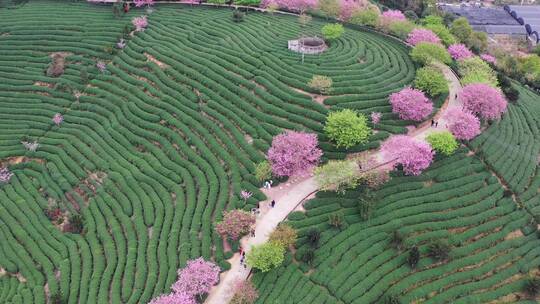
xmin=440 ymin=5 xmax=529 ymax=36
xmin=506 ymin=5 xmax=540 ymax=42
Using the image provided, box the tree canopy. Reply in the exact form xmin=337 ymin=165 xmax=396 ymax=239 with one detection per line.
xmin=459 ymin=83 xmax=507 ymax=120
xmin=246 ymin=242 xmax=285 ymax=272
xmin=389 ymin=87 xmax=433 ymax=121
xmin=324 ymin=109 xmax=372 ymax=148
xmin=381 ymin=135 xmax=434 ymax=175
xmin=414 ymin=66 xmax=449 ymax=97
xmin=411 ymin=42 xmax=452 ymax=65
xmin=426 ymin=131 xmax=459 ymax=156
xmin=315 ymin=159 xmax=361 ymax=193
xmin=322 ymin=23 xmax=344 ymax=41
xmin=267 ymin=131 xmax=322 ymax=177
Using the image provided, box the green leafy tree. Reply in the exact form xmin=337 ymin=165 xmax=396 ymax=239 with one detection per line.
xmin=358 ymin=197 xmax=373 ymax=221
xmin=328 ymin=211 xmax=346 ymax=230
xmin=308 ymin=75 xmax=333 ymax=94
xmin=533 ymin=45 xmax=540 ymax=56
xmin=324 ymin=109 xmax=371 ymax=148
xmin=301 ymin=248 xmax=315 ymax=265
xmin=421 ymin=15 xmax=443 ymax=26
xmin=349 ymin=6 xmax=380 ymax=27
xmin=246 ymin=242 xmax=285 ymax=272
xmin=518 ymin=55 xmax=540 ymax=83
xmin=427 ymin=239 xmax=451 ymax=261
xmin=523 ymin=276 xmax=540 ymax=297
xmin=232 ymin=10 xmax=245 ymax=23
xmin=269 ymin=224 xmax=297 ymax=249
xmin=66 ymin=213 xmax=84 ymax=234
xmin=425 ymin=23 xmax=457 ymax=46
xmin=315 ymin=160 xmax=360 ymax=193
xmin=458 ymin=57 xmax=498 ymax=87
xmin=388 ymin=20 xmax=416 ymax=40
xmin=318 ymin=0 xmax=340 ymax=19
xmin=383 ymin=294 xmax=401 ymax=304
xmin=450 ymin=17 xmax=472 ymax=43
xmin=390 ymin=230 xmax=405 ymax=251
xmin=411 ymin=42 xmax=452 ymax=65
xmin=467 ymin=31 xmax=488 ymax=53
xmin=426 ymin=131 xmax=458 ymax=156
xmin=497 ymin=73 xmax=520 ymax=102
xmin=414 ymin=66 xmax=449 ymax=96
xmin=254 ymin=161 xmax=272 ymax=182
xmin=306 ymin=228 xmax=321 ymax=248
xmin=321 ymin=23 xmax=344 ymax=42
xmin=408 ymin=245 xmax=420 ymax=268
xmin=403 ymin=10 xmax=418 ymax=21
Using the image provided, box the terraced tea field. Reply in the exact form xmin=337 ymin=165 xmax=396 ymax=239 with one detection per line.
xmin=251 ymin=82 xmax=540 ymax=304
xmin=253 ymin=147 xmax=540 ymax=303
xmin=470 ymin=85 xmax=540 ymax=217
xmin=0 ymin=1 xmax=416 ymax=303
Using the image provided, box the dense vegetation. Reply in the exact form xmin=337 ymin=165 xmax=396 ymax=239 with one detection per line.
xmin=470 ymin=85 xmax=540 ymax=217
xmin=0 ymin=2 xmax=416 ymax=303
xmin=253 ymin=144 xmax=540 ymax=303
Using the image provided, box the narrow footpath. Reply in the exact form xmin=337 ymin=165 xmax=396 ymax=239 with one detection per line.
xmin=205 ymin=63 xmax=462 ymax=304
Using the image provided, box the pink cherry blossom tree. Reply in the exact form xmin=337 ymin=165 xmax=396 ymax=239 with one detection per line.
xmin=339 ymin=0 xmax=365 ymax=22
xmin=96 ymin=61 xmax=106 ymax=73
xmin=447 ymin=44 xmax=473 ymax=60
xmin=443 ymin=107 xmax=481 ymax=140
xmin=52 ymin=113 xmax=63 ymax=126
xmin=267 ymin=131 xmax=322 ymax=177
xmin=458 ymin=83 xmax=507 ymax=120
xmin=134 ymin=0 xmax=154 ymax=7
xmin=381 ymin=135 xmax=434 ymax=175
xmin=389 ymin=87 xmax=433 ymax=121
xmin=261 ymin=0 xmax=317 ymax=13
xmin=480 ymin=53 xmax=496 ymax=64
xmin=116 ymin=38 xmax=126 ymax=49
xmin=215 ymin=209 xmax=256 ymax=240
xmin=381 ymin=10 xmax=406 ymax=22
xmin=240 ymin=190 xmax=253 ymax=203
xmin=172 ymin=257 xmax=220 ymax=297
xmin=370 ymin=112 xmax=382 ymax=124
xmin=148 ymin=292 xmax=196 ymax=304
xmin=231 ymin=280 xmax=259 ymax=304
xmin=132 ymin=16 xmax=148 ymax=32
xmin=0 ymin=167 xmax=13 ymax=184
xmin=406 ymin=28 xmax=441 ymax=46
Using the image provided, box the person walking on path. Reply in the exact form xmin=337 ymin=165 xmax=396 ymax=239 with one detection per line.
xmin=271 ymin=200 xmax=276 ymax=208
xmin=250 ymin=228 xmax=255 ymax=237
xmin=431 ymin=119 xmax=435 ymax=127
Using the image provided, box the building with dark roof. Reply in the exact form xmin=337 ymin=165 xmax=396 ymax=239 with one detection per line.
xmin=440 ymin=5 xmax=527 ymax=37
xmin=505 ymin=5 xmax=540 ymax=43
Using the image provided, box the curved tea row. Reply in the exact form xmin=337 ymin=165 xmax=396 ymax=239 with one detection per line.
xmin=0 ymin=2 xmax=415 ymax=304
xmin=253 ymin=148 xmax=540 ymax=303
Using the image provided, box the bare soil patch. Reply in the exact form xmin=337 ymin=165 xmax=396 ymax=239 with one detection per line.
xmin=504 ymin=229 xmax=524 ymax=240
xmin=144 ymin=53 xmax=168 ymax=69
xmin=34 ymin=81 xmax=54 ymax=88
xmin=291 ymin=87 xmax=329 ymax=108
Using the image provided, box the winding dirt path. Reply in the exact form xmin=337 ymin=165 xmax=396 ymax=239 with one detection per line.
xmin=204 ymin=64 xmax=462 ymax=304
